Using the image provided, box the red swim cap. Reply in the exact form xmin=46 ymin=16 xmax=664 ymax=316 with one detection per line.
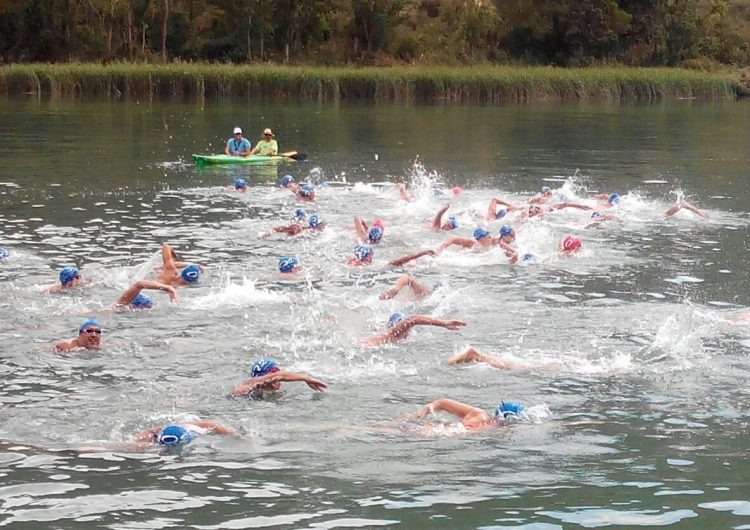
xmin=562 ymin=235 xmax=581 ymax=251
xmin=373 ymin=218 xmax=384 ymax=229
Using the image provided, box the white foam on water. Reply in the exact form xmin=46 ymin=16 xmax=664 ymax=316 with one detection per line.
xmin=184 ymin=275 xmax=288 ymax=310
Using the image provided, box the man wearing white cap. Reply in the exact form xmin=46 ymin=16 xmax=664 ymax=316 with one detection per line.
xmin=249 ymin=128 xmax=278 ymax=156
xmin=225 ymin=127 xmax=252 ymax=156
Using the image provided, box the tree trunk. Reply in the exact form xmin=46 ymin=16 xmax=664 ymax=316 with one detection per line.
xmin=161 ymin=0 xmax=170 ymax=62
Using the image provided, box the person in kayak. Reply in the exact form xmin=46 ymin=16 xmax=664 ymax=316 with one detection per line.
xmin=249 ymin=128 xmax=278 ymax=156
xmin=225 ymin=127 xmax=252 ymax=157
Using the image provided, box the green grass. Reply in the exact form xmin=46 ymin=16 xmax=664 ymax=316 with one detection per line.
xmin=0 ymin=63 xmax=740 ymax=102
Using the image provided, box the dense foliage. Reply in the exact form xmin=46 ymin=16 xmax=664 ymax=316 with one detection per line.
xmin=1 ymin=0 xmax=748 ymax=67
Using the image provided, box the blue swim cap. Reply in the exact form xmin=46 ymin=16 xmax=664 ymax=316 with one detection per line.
xmin=131 ymin=293 xmax=153 ymax=309
xmin=591 ymin=211 xmax=604 ymax=219
xmin=432 ymin=188 xmax=445 ymax=197
xmin=251 ymin=358 xmax=279 ymax=377
xmin=495 ymin=208 xmax=507 ymax=219
xmin=180 ymin=264 xmax=201 ymax=283
xmin=157 ymin=424 xmax=194 ymax=446
xmin=388 ymin=311 xmax=406 ymax=328
xmin=295 ymin=208 xmax=307 ymax=220
xmin=447 ymin=215 xmax=458 ymax=230
xmin=522 ymin=253 xmax=535 ymax=262
xmin=0 ymin=247 xmax=8 ymax=261
xmin=609 ymin=192 xmax=620 ymax=204
xmin=368 ymin=226 xmax=383 ymax=243
xmin=278 ymin=255 xmax=300 ymax=273
xmin=541 ymin=186 xmax=551 ymax=194
xmin=353 ymin=244 xmax=373 ymax=261
xmin=473 ymin=227 xmax=490 ymax=240
xmin=299 ymin=184 xmax=314 ymax=197
xmin=59 ymin=266 xmax=80 ymax=286
xmin=495 ymin=400 xmax=524 ymax=419
xmin=234 ymin=178 xmax=247 ymax=190
xmin=79 ymin=318 xmax=100 ymax=332
xmin=499 ymin=224 xmax=514 ymax=237
xmin=308 ymin=214 xmax=323 ymax=228
xmin=281 ymin=175 xmax=295 ymax=187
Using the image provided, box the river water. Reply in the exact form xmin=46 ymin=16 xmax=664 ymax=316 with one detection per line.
xmin=0 ymin=96 xmax=749 ymax=529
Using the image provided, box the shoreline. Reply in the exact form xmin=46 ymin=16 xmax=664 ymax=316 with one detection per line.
xmin=0 ymin=63 xmax=743 ymax=103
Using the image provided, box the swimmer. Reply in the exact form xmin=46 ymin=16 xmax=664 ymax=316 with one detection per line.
xmin=355 ymin=216 xmax=384 ymax=244
xmin=278 ymin=256 xmax=301 ymax=274
xmin=268 ymin=212 xmax=325 ymax=237
xmin=44 ymin=266 xmax=83 ymax=293
xmin=395 ymin=182 xmax=412 ymax=202
xmin=547 ymin=201 xmax=594 ymax=212
xmin=411 ymin=398 xmax=525 ymax=431
xmin=154 ymin=243 xmax=202 ymax=287
xmin=584 ymin=210 xmax=622 ymax=228
xmin=431 ymin=204 xmax=459 ymax=231
xmin=559 ymin=235 xmax=582 ymax=256
xmin=113 ymin=279 xmax=178 ymax=309
xmin=0 ymin=247 xmax=8 ymax=262
xmin=225 ymin=178 xmax=247 ymax=192
xmin=434 ymin=227 xmax=495 ymax=254
xmin=448 ymin=346 xmax=561 ymax=370
xmin=361 ymin=312 xmax=466 ymax=346
xmin=664 ymin=199 xmax=709 ymax=219
xmin=230 ymin=358 xmax=328 ymax=397
xmin=133 ymin=418 xmax=236 ymax=449
xmin=54 ymin=318 xmax=102 ymax=353
xmin=495 ymin=225 xmax=519 ymax=263
xmin=529 ymin=185 xmax=554 ymax=205
xmin=280 ymin=174 xmax=298 ymax=193
xmin=346 ymin=244 xmax=374 ymax=266
xmin=379 ymin=274 xmax=436 ymax=300
xmin=590 ymin=192 xmax=621 ymax=209
xmin=485 ymin=197 xmax=517 ymax=221
xmin=388 ymin=248 xmax=436 ymax=267
xmin=292 ymin=183 xmax=315 ymax=202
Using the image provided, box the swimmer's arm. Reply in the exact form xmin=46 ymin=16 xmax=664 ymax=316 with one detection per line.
xmin=229 ymin=378 xmax=265 ymax=396
xmin=549 ymin=202 xmax=592 ymax=211
xmin=161 ymin=243 xmax=178 ymax=274
xmin=273 ymin=224 xmax=304 ymax=235
xmin=116 ymin=280 xmax=178 ymax=305
xmin=396 ymin=183 xmax=412 ymax=202
xmin=431 ymin=204 xmax=450 ymax=231
xmin=408 ymin=316 xmax=466 ymax=330
xmin=435 ymin=236 xmax=474 ymax=253
xmin=591 ymin=193 xmax=609 ymax=201
xmin=354 ymin=216 xmax=368 ymax=240
xmin=417 ymin=398 xmax=481 ymax=420
xmin=389 ymin=249 xmax=436 ymax=266
xmin=379 ymin=275 xmax=412 ymax=299
xmin=188 ymin=419 xmax=236 ymax=436
xmin=275 ymin=370 xmax=328 ymax=391
xmin=681 ymin=201 xmax=709 ymax=219
xmin=53 ymin=338 xmax=77 ymax=353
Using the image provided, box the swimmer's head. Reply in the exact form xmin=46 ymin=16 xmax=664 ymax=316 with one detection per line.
xmin=562 ymin=235 xmax=582 ymax=251
xmin=388 ymin=311 xmax=406 ymax=328
xmin=180 ymin=264 xmax=201 ymax=283
xmin=299 ymin=184 xmax=314 ymax=197
xmin=541 ymin=186 xmax=551 ymax=195
xmin=372 ymin=218 xmax=385 ymax=229
xmin=522 ymin=253 xmax=535 ymax=262
xmin=495 ymin=207 xmax=507 ymax=219
xmin=251 ymin=358 xmax=280 ymax=377
xmin=281 ymin=175 xmax=295 ymax=188
xmin=278 ymin=255 xmax=300 ymax=273
xmin=444 ymin=215 xmax=458 ymax=230
xmin=234 ymin=178 xmax=247 ymax=191
xmin=451 ymin=186 xmax=462 ymax=195
xmin=591 ymin=211 xmax=604 ymax=219
xmin=131 ymin=293 xmax=153 ymax=309
xmin=495 ymin=400 xmax=524 ymax=420
xmin=499 ymin=224 xmax=515 ymax=238
xmin=528 ymin=205 xmax=543 ymax=217
xmin=79 ymin=318 xmax=101 ymax=332
xmin=473 ymin=227 xmax=490 ymax=241
xmin=157 ymin=424 xmax=194 ymax=446
xmin=308 ymin=214 xmax=324 ymax=229
xmin=59 ymin=266 xmax=81 ymax=286
xmin=608 ymin=192 xmax=620 ymax=204
xmin=294 ymin=208 xmax=307 ymax=221
xmin=353 ymin=244 xmax=373 ymax=263
xmin=0 ymin=247 xmax=8 ymax=261
xmin=368 ymin=226 xmax=383 ymax=243
xmin=433 ymin=279 xmax=449 ymax=291
xmin=432 ymin=188 xmax=445 ymax=197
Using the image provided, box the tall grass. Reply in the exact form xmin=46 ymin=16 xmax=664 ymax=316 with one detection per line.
xmin=0 ymin=63 xmax=740 ymax=102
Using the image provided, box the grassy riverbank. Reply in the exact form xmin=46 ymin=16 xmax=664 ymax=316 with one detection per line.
xmin=0 ymin=63 xmax=742 ymax=102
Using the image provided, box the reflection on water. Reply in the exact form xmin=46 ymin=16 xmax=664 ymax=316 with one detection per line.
xmin=1 ymin=98 xmax=749 ymax=528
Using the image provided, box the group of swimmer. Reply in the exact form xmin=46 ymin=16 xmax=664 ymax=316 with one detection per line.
xmin=0 ymin=163 xmax=716 ymax=450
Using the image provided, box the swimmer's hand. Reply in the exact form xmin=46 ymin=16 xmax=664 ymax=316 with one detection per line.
xmin=303 ymin=376 xmax=328 ymax=391
xmin=441 ymin=319 xmax=466 ymax=330
xmin=166 ymin=286 xmax=179 ymax=302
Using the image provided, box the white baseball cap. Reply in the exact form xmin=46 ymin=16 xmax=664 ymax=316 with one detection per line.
xmin=233 ymin=127 xmax=242 ymax=134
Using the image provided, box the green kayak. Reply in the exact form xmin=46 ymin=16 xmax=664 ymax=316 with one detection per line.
xmin=192 ymin=151 xmax=307 ymax=165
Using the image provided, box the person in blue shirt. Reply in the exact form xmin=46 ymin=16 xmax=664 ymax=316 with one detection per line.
xmin=224 ymin=127 xmax=252 ymax=157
